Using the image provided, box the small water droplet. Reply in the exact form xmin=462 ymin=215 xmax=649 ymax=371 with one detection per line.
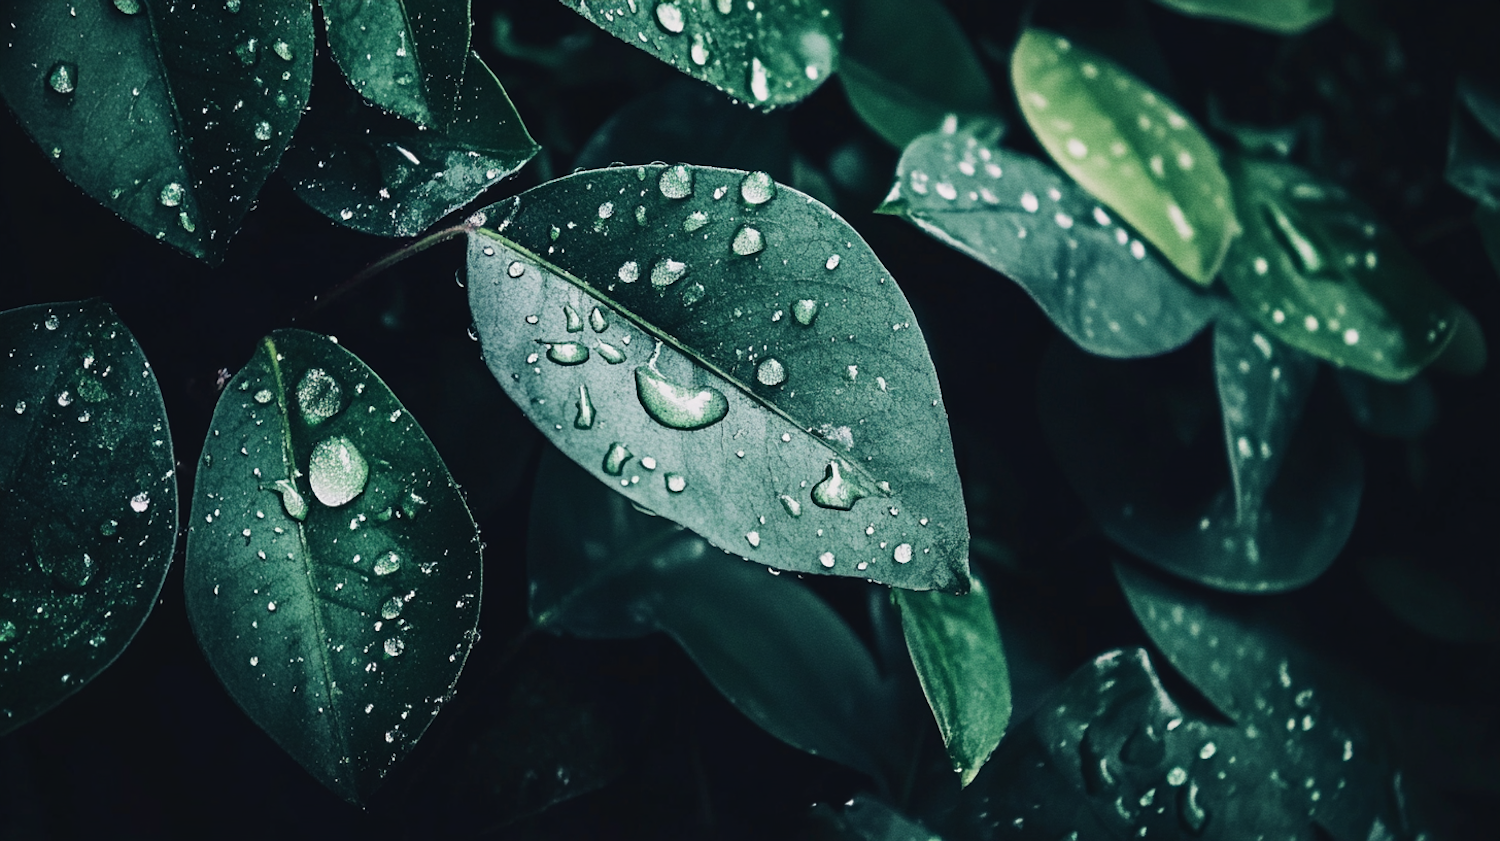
xmin=690 ymin=33 xmax=710 ymax=65
xmin=130 ymin=492 xmax=150 ymax=513
xmin=665 ymin=473 xmax=687 ymax=493
xmin=159 ymin=182 xmax=185 ymax=207
xmin=745 ymin=531 xmax=760 ymax=547
xmin=235 ymin=37 xmax=258 ymax=65
xmin=779 ymin=494 xmax=802 ymax=517
xmin=755 ymin=357 xmax=786 ymax=386
xmin=654 ymin=1 xmax=685 ymax=33
xmin=749 ymin=57 xmax=770 ymax=102
xmin=681 ymin=283 xmax=706 ymax=306
xmin=792 ymin=299 xmax=819 ymax=326
xmin=308 ymin=436 xmax=369 ymax=507
xmin=651 ymin=258 xmax=688 ymax=287
xmin=48 ymin=62 xmax=77 ymax=95
xmin=507 ymin=261 xmax=526 ymax=278
xmin=659 ymin=165 xmax=693 ymax=199
xmin=811 ymin=461 xmax=867 ymax=510
xmin=384 ymin=638 xmax=405 ymax=657
xmin=574 ymin=384 xmax=595 ymax=429
xmin=252 ymin=388 xmax=273 ymax=404
xmin=43 ymin=314 xmax=60 ymax=330
xmin=635 ymin=363 xmax=728 ymax=430
xmin=380 ymin=596 xmax=404 ymax=620
xmin=819 ymin=551 xmax=836 ymax=568
xmin=589 ymin=308 xmax=607 ymax=333
xmin=272 ymin=40 xmax=294 ymax=61
xmin=295 ymin=368 xmax=342 ymax=425
xmin=374 ymin=551 xmax=401 ymax=576
xmin=563 ymin=305 xmax=584 ymax=332
xmin=267 ymin=601 xmax=277 ymax=612
xmin=732 ymin=225 xmax=764 ymax=255
xmin=740 ymin=171 xmax=776 ymax=204
xmin=893 ymin=543 xmax=913 ymax=563
xmin=597 ymin=342 xmax=627 ymax=364
xmin=603 ymin=442 xmax=633 ymax=476
xmin=825 ymin=254 xmax=841 ymax=270
xmin=254 ymin=120 xmax=272 ymax=141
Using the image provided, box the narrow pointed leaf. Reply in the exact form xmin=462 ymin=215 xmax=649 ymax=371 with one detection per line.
xmin=1149 ymin=0 xmax=1334 ymax=34
xmin=282 ymin=53 xmax=537 ymax=237
xmin=893 ymin=571 xmax=1011 ymax=787
xmin=558 ymin=0 xmax=840 ymax=109
xmin=469 ymin=164 xmax=968 ymax=592
xmin=881 ymin=122 xmax=1219 ymax=358
xmin=0 ymin=0 xmax=313 ymax=262
xmin=0 ymin=300 xmax=177 ymax=735
xmin=319 ymin=0 xmax=470 ymax=127
xmin=183 ymin=330 xmax=482 ymax=803
xmin=1222 ymin=156 xmax=1460 ymax=381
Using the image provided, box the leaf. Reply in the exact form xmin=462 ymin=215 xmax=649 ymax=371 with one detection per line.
xmin=1359 ymin=554 xmax=1500 ymax=645
xmin=558 ymin=0 xmax=841 ymax=109
xmin=0 ymin=300 xmax=177 ymax=736
xmin=892 ymin=571 xmax=1011 ymax=787
xmin=528 ymin=449 xmax=903 ymax=781
xmin=809 ymin=796 xmax=943 ymax=841
xmin=319 ymin=0 xmax=471 ymax=127
xmin=1149 ymin=0 xmax=1334 ymax=34
xmin=0 ymin=0 xmax=313 ymax=262
xmin=1221 ymin=155 xmax=1460 ymax=381
xmin=880 ymin=121 xmax=1219 ymax=358
xmin=839 ymin=0 xmax=997 ymax=149
xmin=468 ymin=164 xmax=968 ymax=592
xmin=1445 ymin=77 xmax=1500 ymax=208
xmin=183 ymin=329 xmax=482 ymax=803
xmin=1011 ymin=29 xmax=1237 ymax=285
xmin=1477 ymin=203 xmax=1500 ymax=279
xmin=1039 ymin=337 xmax=1362 ymax=592
xmin=281 ymin=52 xmax=537 ymax=238
xmin=1333 ymin=369 xmax=1437 ymax=438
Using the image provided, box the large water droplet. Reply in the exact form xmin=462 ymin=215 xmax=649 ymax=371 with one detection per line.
xmin=380 ymin=596 xmax=404 ymax=620
xmin=48 ymin=62 xmax=77 ymax=95
xmin=755 ymin=358 xmax=786 ymax=386
xmin=272 ymin=40 xmax=294 ymax=61
xmin=659 ymin=165 xmax=693 ymax=199
xmin=654 ymin=1 xmax=685 ymax=33
xmin=635 ymin=365 xmax=728 ymax=430
xmin=665 ymin=473 xmax=687 ymax=493
xmin=158 ymin=182 xmax=185 ymax=207
xmin=374 ymin=550 xmax=401 ymax=576
xmin=597 ymin=342 xmax=626 ymax=364
xmin=308 ymin=436 xmax=369 ymax=507
xmin=740 ymin=171 xmax=776 ymax=204
xmin=564 ymin=305 xmax=584 ymax=332
xmin=618 ymin=261 xmax=640 ymax=283
xmin=603 ymin=442 xmax=633 ymax=476
xmin=130 ymin=492 xmax=150 ymax=513
xmin=271 ymin=479 xmax=307 ymax=520
xmin=254 ymin=120 xmax=273 ymax=141
xmin=651 ymin=258 xmax=688 ymax=287
xmin=545 ymin=341 xmax=590 ymax=365
xmin=749 ymin=57 xmax=770 ymax=102
xmin=811 ymin=461 xmax=865 ymax=510
xmin=690 ymin=33 xmax=709 ymax=65
xmin=792 ymin=299 xmax=819 ymax=326
xmin=574 ymin=384 xmax=596 ymax=429
xmin=589 ymin=307 xmax=608 ymax=333
xmin=732 ymin=225 xmax=764 ymax=256
xmin=295 ymin=368 xmax=342 ymax=425
xmin=43 ymin=314 xmax=60 ymax=330
xmin=683 ymin=210 xmax=710 ymax=232
xmin=384 ymin=637 xmax=405 ymax=657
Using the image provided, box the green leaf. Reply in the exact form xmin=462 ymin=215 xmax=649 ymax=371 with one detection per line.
xmin=0 ymin=0 xmax=313 ymax=262
xmin=1222 ymin=155 xmax=1460 ymax=381
xmin=0 ymin=300 xmax=177 ymax=736
xmin=183 ymin=329 xmax=482 ymax=803
xmin=528 ymin=449 xmax=903 ymax=781
xmin=281 ymin=53 xmax=537 ymax=237
xmin=319 ymin=0 xmax=471 ymax=127
xmin=839 ymin=0 xmax=997 ymax=149
xmin=558 ymin=0 xmax=841 ymax=109
xmin=1477 ymin=203 xmax=1500 ymax=279
xmin=892 ymin=571 xmax=1010 ymax=787
xmin=1333 ymin=369 xmax=1436 ymax=438
xmin=1149 ymin=0 xmax=1334 ymax=34
xmin=1040 ymin=338 xmax=1362 ymax=592
xmin=1011 ymin=29 xmax=1237 ymax=285
xmin=810 ymin=796 xmax=943 ymax=841
xmin=880 ymin=121 xmax=1219 ymax=358
xmin=1445 ymin=77 xmax=1500 ymax=208
xmin=1359 ymin=554 xmax=1500 ymax=645
xmin=468 ymin=164 xmax=968 ymax=592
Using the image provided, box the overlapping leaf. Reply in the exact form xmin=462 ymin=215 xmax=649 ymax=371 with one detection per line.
xmin=184 ymin=330 xmax=482 ymax=803
xmin=468 ymin=164 xmax=968 ymax=592
xmin=319 ymin=0 xmax=471 ymax=127
xmin=1333 ymin=369 xmax=1436 ymax=438
xmin=1149 ymin=0 xmax=1334 ymax=34
xmin=1445 ymin=77 xmax=1500 ymax=208
xmin=0 ymin=300 xmax=177 ymax=735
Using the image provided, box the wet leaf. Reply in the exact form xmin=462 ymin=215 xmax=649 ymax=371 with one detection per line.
xmin=528 ymin=449 xmax=902 ymax=781
xmin=0 ymin=300 xmax=177 ymax=736
xmin=319 ymin=0 xmax=471 ymax=127
xmin=1039 ymin=338 xmax=1362 ymax=592
xmin=839 ymin=0 xmax=997 ymax=149
xmin=880 ymin=121 xmax=1219 ymax=358
xmin=893 ymin=571 xmax=1011 ymax=787
xmin=1445 ymin=77 xmax=1500 ymax=208
xmin=1333 ymin=369 xmax=1437 ymax=439
xmin=281 ymin=53 xmax=537 ymax=237
xmin=0 ymin=0 xmax=313 ymax=262
xmin=1222 ymin=156 xmax=1460 ymax=382
xmin=809 ymin=795 xmax=942 ymax=841
xmin=1149 ymin=0 xmax=1334 ymax=34
xmin=469 ymin=164 xmax=968 ymax=592
xmin=558 ymin=0 xmax=841 ymax=109
xmin=1011 ymin=29 xmax=1237 ymax=285
xmin=183 ymin=330 xmax=482 ymax=803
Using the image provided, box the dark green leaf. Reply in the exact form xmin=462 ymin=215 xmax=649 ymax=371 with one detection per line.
xmin=1359 ymin=554 xmax=1500 ymax=645
xmin=880 ymin=121 xmax=1219 ymax=358
xmin=1011 ymin=29 xmax=1237 ymax=285
xmin=183 ymin=329 xmax=482 ymax=803
xmin=1477 ymin=204 xmax=1500 ymax=279
xmin=0 ymin=300 xmax=177 ymax=736
xmin=1445 ymin=77 xmax=1500 ymax=208
xmin=839 ymin=0 xmax=997 ymax=149
xmin=1222 ymin=155 xmax=1460 ymax=381
xmin=558 ymin=0 xmax=840 ymax=109
xmin=0 ymin=0 xmax=313 ymax=262
xmin=1149 ymin=0 xmax=1334 ymax=34
xmin=282 ymin=53 xmax=537 ymax=237
xmin=468 ymin=164 xmax=969 ymax=592
xmin=1333 ymin=369 xmax=1436 ymax=438
xmin=810 ymin=796 xmax=942 ymax=841
xmin=319 ymin=0 xmax=470 ymax=127
xmin=893 ymin=571 xmax=1010 ymax=787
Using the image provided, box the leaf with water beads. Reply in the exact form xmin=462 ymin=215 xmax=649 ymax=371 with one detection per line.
xmin=0 ymin=0 xmax=313 ymax=263
xmin=1011 ymin=29 xmax=1238 ymax=285
xmin=880 ymin=121 xmax=1219 ymax=358
xmin=318 ymin=0 xmax=471 ymax=128
xmin=0 ymin=300 xmax=178 ymax=736
xmin=183 ymin=330 xmax=481 ymax=803
xmin=558 ymin=0 xmax=840 ymax=109
xmin=1149 ymin=0 xmax=1334 ymax=34
xmin=468 ymin=164 xmax=968 ymax=592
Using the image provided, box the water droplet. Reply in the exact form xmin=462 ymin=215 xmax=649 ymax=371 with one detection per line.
xmin=235 ymin=37 xmax=258 ymax=65
xmin=545 ymin=342 xmax=590 ymax=365
xmin=56 ymin=389 xmax=72 ymax=407
xmin=811 ymin=461 xmax=866 ymax=510
xmin=250 ymin=388 xmax=273 ymax=404
xmin=690 ymin=34 xmax=709 ymax=65
xmin=893 ymin=543 xmax=913 ymax=563
xmin=266 ymin=601 xmax=277 ymax=612
xmin=507 ymin=261 xmax=526 ymax=278
xmin=130 ymin=492 xmax=150 ymax=513
xmin=113 ymin=0 xmax=142 ymax=14
xmin=618 ymin=261 xmax=640 ymax=283
xmin=779 ymin=494 xmax=802 ymax=517
xmin=740 ymin=171 xmax=776 ymax=204
xmin=635 ymin=364 xmax=728 ymax=430
xmin=48 ymin=62 xmax=77 ymax=95
xmin=158 ymin=182 xmax=185 ymax=207
xmin=380 ymin=596 xmax=404 ymax=620
xmin=308 ymin=436 xmax=369 ymax=507
xmin=564 ymin=305 xmax=584 ymax=332
xmin=589 ymin=308 xmax=607 ymax=333
xmin=654 ymin=1 xmax=685 ymax=33
xmin=43 ymin=313 xmax=60 ymax=330
xmin=603 ymin=442 xmax=633 ymax=476
xmin=665 ymin=473 xmax=687 ymax=493
xmin=745 ymin=531 xmax=760 ymax=547
xmin=789 ymin=300 xmax=820 ymax=327
xmin=0 ymin=620 xmax=19 ymax=644
xmin=254 ymin=120 xmax=272 ymax=141
xmin=295 ymin=368 xmax=342 ymax=425
xmin=682 ymin=211 xmax=710 ymax=233
xmin=272 ymin=40 xmax=294 ymax=61
xmin=1166 ymin=767 xmax=1188 ymax=786
xmin=749 ymin=57 xmax=770 ymax=101
xmin=1177 ymin=779 xmax=1208 ymax=834
xmin=819 ymin=551 xmax=835 ymax=568
xmin=597 ymin=342 xmax=627 ymax=364
xmin=825 ymin=254 xmax=841 ymax=270
xmin=651 ymin=258 xmax=688 ymax=287
xmin=755 ymin=357 xmax=786 ymax=386
xmin=384 ymin=638 xmax=405 ymax=657
xmin=1199 ymin=742 xmax=1217 ymax=759
xmin=659 ymin=165 xmax=693 ymax=199
xmin=574 ymin=384 xmax=595 ymax=429
xmin=732 ymin=225 xmax=764 ymax=256
xmin=374 ymin=551 xmax=401 ymax=576
xmin=99 ymin=519 xmax=118 ymax=537
xmin=681 ymin=283 xmax=706 ymax=306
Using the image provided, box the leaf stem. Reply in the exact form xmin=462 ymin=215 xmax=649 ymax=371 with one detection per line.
xmin=292 ymin=216 xmax=484 ymax=322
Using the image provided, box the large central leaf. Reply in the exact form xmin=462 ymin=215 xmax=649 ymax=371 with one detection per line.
xmin=468 ymin=165 xmax=968 ymax=591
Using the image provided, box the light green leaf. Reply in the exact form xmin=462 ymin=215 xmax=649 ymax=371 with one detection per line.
xmin=893 ymin=571 xmax=1010 ymax=787
xmin=881 ymin=121 xmax=1219 ymax=358
xmin=319 ymin=0 xmax=471 ymax=127
xmin=0 ymin=0 xmax=313 ymax=262
xmin=1011 ymin=29 xmax=1237 ymax=285
xmin=839 ymin=0 xmax=997 ymax=149
xmin=468 ymin=164 xmax=968 ymax=592
xmin=559 ymin=0 xmax=841 ymax=109
xmin=1149 ymin=0 xmax=1334 ymax=34
xmin=0 ymin=300 xmax=177 ymax=736
xmin=1222 ymin=156 xmax=1460 ymax=381
xmin=183 ymin=330 xmax=482 ymax=803
xmin=282 ymin=53 xmax=537 ymax=237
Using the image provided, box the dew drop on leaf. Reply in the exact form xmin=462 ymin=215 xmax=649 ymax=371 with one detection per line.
xmin=295 ymin=368 xmax=342 ymax=425
xmin=659 ymin=165 xmax=693 ymax=199
xmin=740 ymin=171 xmax=776 ymax=204
xmin=732 ymin=225 xmax=765 ymax=256
xmin=373 ymin=551 xmax=401 ymax=576
xmin=665 ymin=473 xmax=687 ymax=493
xmin=654 ymin=2 xmax=685 ymax=34
xmin=603 ymin=442 xmax=633 ymax=476
xmin=308 ymin=436 xmax=369 ymax=507
xmin=574 ymin=384 xmax=596 ymax=429
xmin=792 ymin=299 xmax=819 ymax=326
xmin=47 ymin=62 xmax=77 ymax=95
xmin=564 ymin=305 xmax=584 ymax=332
xmin=811 ymin=461 xmax=867 ymax=511
xmin=634 ymin=365 xmax=728 ymax=430
xmin=380 ymin=596 xmax=403 ymax=620
xmin=158 ymin=182 xmax=184 ymax=207
xmin=650 ymin=258 xmax=688 ymax=287
xmin=755 ymin=357 xmax=786 ymax=386
xmin=545 ymin=342 xmax=590 ymax=365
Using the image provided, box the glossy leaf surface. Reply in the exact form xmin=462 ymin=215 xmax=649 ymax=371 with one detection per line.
xmin=559 ymin=0 xmax=840 ymax=109
xmin=319 ymin=0 xmax=470 ymax=127
xmin=0 ymin=301 xmax=177 ymax=736
xmin=0 ymin=0 xmax=313 ymax=262
xmin=1149 ymin=0 xmax=1334 ymax=33
xmin=1222 ymin=156 xmax=1459 ymax=381
xmin=184 ymin=330 xmax=481 ymax=803
xmin=1011 ymin=29 xmax=1237 ymax=285
xmin=881 ymin=122 xmax=1218 ymax=358
xmin=469 ymin=164 xmax=968 ymax=592
xmin=893 ymin=572 xmax=1010 ymax=787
